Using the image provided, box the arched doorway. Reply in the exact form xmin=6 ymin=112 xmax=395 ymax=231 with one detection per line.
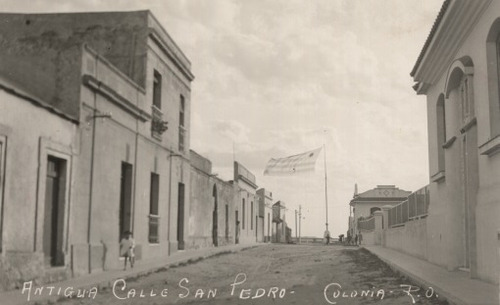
xmin=444 ymin=57 xmax=478 ymax=273
xmin=370 ymin=207 xmax=381 ymax=215
xmin=212 ymin=185 xmax=218 ymax=246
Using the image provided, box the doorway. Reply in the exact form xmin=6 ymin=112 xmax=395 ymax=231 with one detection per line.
xmin=44 ymin=156 xmax=66 ymax=267
xmin=119 ymin=162 xmax=133 ymax=242
xmin=212 ymin=185 xmax=218 ymax=246
xmin=177 ymin=183 xmax=185 ymax=250
xmin=235 ymin=210 xmax=239 ymax=244
xmin=225 ymin=204 xmax=229 ymax=242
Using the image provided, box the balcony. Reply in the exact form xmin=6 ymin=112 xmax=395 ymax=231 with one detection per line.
xmin=151 ymin=106 xmax=168 ymax=141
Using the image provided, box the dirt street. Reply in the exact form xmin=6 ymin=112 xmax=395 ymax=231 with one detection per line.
xmin=59 ymin=244 xmax=447 ymax=305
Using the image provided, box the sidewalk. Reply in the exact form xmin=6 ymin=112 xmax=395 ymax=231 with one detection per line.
xmin=1 ymin=243 xmax=261 ymax=305
xmin=363 ymin=245 xmax=498 ymax=305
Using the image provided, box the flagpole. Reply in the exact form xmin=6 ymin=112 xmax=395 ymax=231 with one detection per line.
xmin=323 ymin=144 xmax=329 ymax=233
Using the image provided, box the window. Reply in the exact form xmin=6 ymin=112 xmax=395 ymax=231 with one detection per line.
xmin=436 ymin=95 xmax=446 ymax=172
xmin=485 ymin=19 xmax=500 ymax=139
xmin=180 ymin=95 xmax=185 ymax=127
xmin=251 ymin=201 xmax=254 ymax=230
xmin=459 ymin=76 xmax=473 ymax=123
xmin=149 ymin=173 xmax=160 ymax=244
xmin=179 ymin=95 xmax=186 ymax=152
xmin=242 ymin=198 xmax=245 ymax=230
xmin=153 ymin=71 xmax=162 ymax=110
xmin=151 ymin=70 xmax=165 ymax=140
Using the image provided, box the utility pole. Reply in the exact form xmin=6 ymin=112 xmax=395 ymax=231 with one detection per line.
xmin=299 ymin=205 xmax=302 ymax=244
xmin=295 ymin=209 xmax=298 ymax=242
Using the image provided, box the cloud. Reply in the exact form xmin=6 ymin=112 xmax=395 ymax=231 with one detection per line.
xmin=0 ymin=0 xmax=442 ymax=237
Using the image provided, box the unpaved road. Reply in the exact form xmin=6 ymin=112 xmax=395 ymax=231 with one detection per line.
xmin=59 ymin=244 xmax=447 ymax=305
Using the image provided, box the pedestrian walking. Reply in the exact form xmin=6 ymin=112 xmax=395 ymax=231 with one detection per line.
xmin=324 ymin=229 xmax=330 ymax=245
xmin=120 ymin=231 xmax=135 ymax=270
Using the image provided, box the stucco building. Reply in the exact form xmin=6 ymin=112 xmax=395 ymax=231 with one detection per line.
xmin=188 ymin=150 xmax=237 ymax=249
xmin=233 ymin=162 xmax=259 ymax=244
xmin=256 ymin=188 xmax=273 ymax=242
xmin=272 ymin=200 xmax=289 ymax=243
xmin=0 ymin=11 xmax=193 ymax=288
xmin=411 ymin=0 xmax=500 ymax=283
xmin=348 ymin=185 xmax=410 ymax=237
xmin=0 ymin=77 xmax=79 ymax=289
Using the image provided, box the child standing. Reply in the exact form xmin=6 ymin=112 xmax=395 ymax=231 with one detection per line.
xmin=120 ymin=231 xmax=135 ymax=270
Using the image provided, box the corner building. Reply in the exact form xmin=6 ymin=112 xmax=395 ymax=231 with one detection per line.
xmin=0 ymin=11 xmax=193 ymax=286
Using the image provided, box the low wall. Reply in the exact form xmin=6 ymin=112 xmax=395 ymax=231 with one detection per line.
xmin=384 ymin=219 xmax=427 ymax=260
xmin=360 ymin=230 xmax=375 ymax=245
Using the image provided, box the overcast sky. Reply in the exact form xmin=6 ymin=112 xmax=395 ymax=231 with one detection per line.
xmin=3 ymin=0 xmax=443 ymax=237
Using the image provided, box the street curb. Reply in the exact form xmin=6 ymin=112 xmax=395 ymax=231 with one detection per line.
xmin=362 ymin=246 xmax=466 ymax=305
xmin=61 ymin=245 xmax=259 ymax=303
xmin=2 ymin=245 xmax=259 ymax=305
xmin=97 ymin=245 xmax=258 ymax=288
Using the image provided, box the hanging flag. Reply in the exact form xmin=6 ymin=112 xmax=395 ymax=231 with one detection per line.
xmin=263 ymin=147 xmax=322 ymax=176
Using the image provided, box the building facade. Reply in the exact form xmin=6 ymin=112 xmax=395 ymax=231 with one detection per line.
xmin=411 ymin=0 xmax=500 ymax=284
xmin=348 ymin=185 xmax=410 ymax=237
xmin=188 ymin=150 xmax=237 ymax=249
xmin=233 ymin=162 xmax=259 ymax=244
xmin=256 ymin=188 xmax=273 ymax=242
xmin=0 ymin=78 xmax=78 ymax=289
xmin=272 ymin=200 xmax=289 ymax=243
xmin=0 ymin=11 xmax=193 ymax=288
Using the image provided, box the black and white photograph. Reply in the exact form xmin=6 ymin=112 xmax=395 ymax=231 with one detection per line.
xmin=0 ymin=0 xmax=498 ymax=304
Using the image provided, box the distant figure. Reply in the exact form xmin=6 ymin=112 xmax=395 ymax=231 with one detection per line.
xmin=354 ymin=234 xmax=358 ymax=246
xmin=359 ymin=232 xmax=363 ymax=245
xmin=338 ymin=234 xmax=344 ymax=243
xmin=346 ymin=234 xmax=352 ymax=245
xmin=120 ymin=231 xmax=135 ymax=270
xmin=324 ymin=229 xmax=330 ymax=245
xmin=235 ymin=221 xmax=241 ymax=244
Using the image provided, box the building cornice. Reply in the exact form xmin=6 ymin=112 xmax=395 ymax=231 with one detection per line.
xmin=82 ymin=74 xmax=151 ymax=122
xmin=0 ymin=79 xmax=79 ymax=124
xmin=148 ymin=29 xmax=195 ymax=82
xmin=350 ymin=197 xmax=409 ymax=205
xmin=411 ymin=0 xmax=492 ymax=89
xmin=238 ymin=175 xmax=258 ymax=189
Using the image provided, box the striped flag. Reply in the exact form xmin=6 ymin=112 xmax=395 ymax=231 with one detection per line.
xmin=263 ymin=147 xmax=322 ymax=176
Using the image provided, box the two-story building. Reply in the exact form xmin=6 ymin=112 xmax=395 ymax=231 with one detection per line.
xmin=0 ymin=11 xmax=193 ymax=288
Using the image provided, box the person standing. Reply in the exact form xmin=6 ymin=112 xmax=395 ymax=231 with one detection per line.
xmin=324 ymin=229 xmax=330 ymax=245
xmin=120 ymin=231 xmax=135 ymax=270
